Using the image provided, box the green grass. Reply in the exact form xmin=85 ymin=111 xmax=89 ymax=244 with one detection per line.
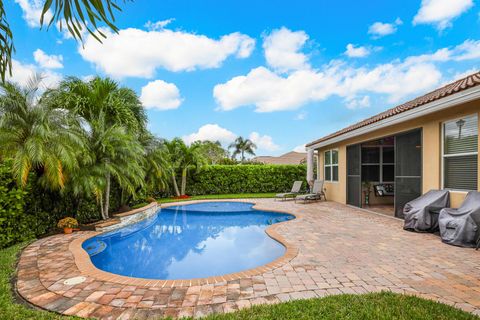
xmin=200 ymin=292 xmax=479 ymax=320
xmin=157 ymin=193 xmax=277 ymax=204
xmin=1 ymin=243 xmax=478 ymax=320
xmin=0 ymin=243 xmax=79 ymax=320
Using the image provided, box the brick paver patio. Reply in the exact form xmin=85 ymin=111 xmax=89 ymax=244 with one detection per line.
xmin=16 ymin=199 xmax=480 ymax=319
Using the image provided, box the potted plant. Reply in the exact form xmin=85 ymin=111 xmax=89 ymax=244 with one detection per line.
xmin=362 ymin=181 xmax=373 ymax=206
xmin=57 ymin=217 xmax=79 ymax=234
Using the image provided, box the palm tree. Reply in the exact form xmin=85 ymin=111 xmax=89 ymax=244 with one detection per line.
xmin=162 ymin=139 xmax=183 ymax=197
xmin=228 ymin=137 xmax=257 ymax=162
xmin=44 ymin=76 xmax=147 ymax=133
xmin=176 ymin=140 xmax=206 ymax=196
xmin=0 ymin=76 xmax=83 ymax=189
xmin=163 ymin=138 xmax=206 ymax=196
xmin=45 ymin=77 xmax=148 ymax=219
xmin=1 ymin=0 xmax=127 ymax=82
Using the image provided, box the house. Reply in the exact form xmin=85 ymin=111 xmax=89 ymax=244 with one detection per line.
xmin=253 ymin=151 xmax=307 ymax=165
xmin=305 ymin=72 xmax=480 ymax=218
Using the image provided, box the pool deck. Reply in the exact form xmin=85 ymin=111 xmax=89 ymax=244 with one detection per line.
xmin=16 ymin=199 xmax=480 ymax=319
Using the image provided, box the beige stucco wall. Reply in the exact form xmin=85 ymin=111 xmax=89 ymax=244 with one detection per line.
xmin=316 ymin=100 xmax=480 ymax=208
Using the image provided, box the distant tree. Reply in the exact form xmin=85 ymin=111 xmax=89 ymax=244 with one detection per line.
xmin=228 ymin=137 xmax=257 ymax=162
xmin=193 ymin=140 xmax=228 ymax=165
xmin=0 ymin=0 xmax=126 ymax=82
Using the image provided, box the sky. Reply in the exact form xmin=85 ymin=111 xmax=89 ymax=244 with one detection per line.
xmin=6 ymin=0 xmax=480 ymax=156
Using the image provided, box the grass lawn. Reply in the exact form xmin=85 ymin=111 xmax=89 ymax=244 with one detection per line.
xmin=1 ymin=243 xmax=478 ymax=319
xmin=157 ymin=193 xmax=277 ymax=204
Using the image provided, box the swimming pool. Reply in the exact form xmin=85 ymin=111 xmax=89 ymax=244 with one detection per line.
xmin=82 ymin=202 xmax=295 ymax=280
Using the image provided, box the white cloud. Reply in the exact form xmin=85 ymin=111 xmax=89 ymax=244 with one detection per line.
xmin=404 ymin=39 xmax=480 ymax=65
xmin=293 ymin=144 xmax=306 ymax=153
xmin=183 ymin=124 xmax=237 ymax=145
xmin=413 ymin=0 xmax=473 ymax=30
xmin=214 ymin=38 xmax=480 ymax=112
xmin=144 ymin=19 xmax=175 ymax=31
xmin=345 ymin=44 xmax=370 ymax=58
xmin=214 ymin=66 xmax=339 ymax=112
xmin=249 ymin=132 xmax=280 ymax=151
xmin=263 ymin=27 xmax=310 ymax=73
xmin=15 ymin=0 xmax=52 ymax=27
xmin=33 ymin=49 xmax=63 ymax=69
xmin=346 ymin=96 xmax=371 ymax=109
xmin=79 ymin=28 xmax=255 ymax=78
xmin=368 ymin=18 xmax=403 ymax=38
xmin=8 ymin=59 xmax=62 ymax=89
xmin=214 ymin=60 xmax=443 ymax=112
xmin=140 ymin=80 xmax=182 ymax=110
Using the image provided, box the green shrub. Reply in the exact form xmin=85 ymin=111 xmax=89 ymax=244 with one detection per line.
xmin=0 ymin=161 xmax=35 ymax=248
xmin=186 ymin=164 xmax=307 ymax=195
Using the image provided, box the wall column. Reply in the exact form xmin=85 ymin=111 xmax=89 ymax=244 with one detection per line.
xmin=306 ymin=148 xmax=315 ymax=187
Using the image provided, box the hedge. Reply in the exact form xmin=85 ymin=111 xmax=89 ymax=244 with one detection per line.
xmin=0 ymin=160 xmax=36 ymax=248
xmin=186 ymin=164 xmax=307 ymax=195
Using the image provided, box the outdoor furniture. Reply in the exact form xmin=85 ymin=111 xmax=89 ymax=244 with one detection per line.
xmin=439 ymin=191 xmax=480 ymax=248
xmin=275 ymin=181 xmax=303 ymax=201
xmin=403 ymin=189 xmax=450 ymax=232
xmin=295 ymin=180 xmax=326 ymax=203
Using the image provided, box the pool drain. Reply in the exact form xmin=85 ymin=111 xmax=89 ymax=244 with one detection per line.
xmin=63 ymin=276 xmax=86 ymax=285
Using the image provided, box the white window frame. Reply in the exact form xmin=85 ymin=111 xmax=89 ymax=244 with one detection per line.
xmin=324 ymin=149 xmax=339 ymax=182
xmin=441 ymin=114 xmax=478 ymax=191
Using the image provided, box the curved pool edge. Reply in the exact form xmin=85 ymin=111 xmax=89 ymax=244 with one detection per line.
xmin=69 ymin=199 xmax=300 ymax=288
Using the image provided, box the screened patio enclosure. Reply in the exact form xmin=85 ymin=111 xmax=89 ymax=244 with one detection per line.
xmin=347 ymin=129 xmax=422 ymax=218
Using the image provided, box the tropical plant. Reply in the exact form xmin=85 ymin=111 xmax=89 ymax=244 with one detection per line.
xmin=0 ymin=76 xmax=83 ymax=189
xmin=82 ymin=113 xmax=145 ymax=219
xmin=162 ymin=138 xmax=207 ymax=196
xmin=45 ymin=77 xmax=149 ymax=219
xmin=228 ymin=136 xmax=257 ymax=162
xmin=44 ymin=76 xmax=147 ymax=132
xmin=162 ymin=138 xmax=182 ymax=197
xmin=192 ymin=140 xmax=228 ymax=165
xmin=1 ymin=0 xmax=126 ymax=82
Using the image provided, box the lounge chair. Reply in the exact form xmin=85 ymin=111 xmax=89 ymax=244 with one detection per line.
xmin=439 ymin=191 xmax=480 ymax=249
xmin=295 ymin=180 xmax=326 ymax=203
xmin=275 ymin=181 xmax=303 ymax=201
xmin=403 ymin=189 xmax=450 ymax=232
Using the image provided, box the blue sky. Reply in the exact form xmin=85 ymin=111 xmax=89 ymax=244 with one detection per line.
xmin=7 ymin=0 xmax=480 ymax=155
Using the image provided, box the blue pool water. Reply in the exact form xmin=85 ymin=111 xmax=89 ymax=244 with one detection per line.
xmin=82 ymin=202 xmax=295 ymax=279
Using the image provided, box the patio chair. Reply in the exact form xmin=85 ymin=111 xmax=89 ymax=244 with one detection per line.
xmin=403 ymin=189 xmax=450 ymax=232
xmin=275 ymin=181 xmax=303 ymax=201
xmin=438 ymin=191 xmax=480 ymax=249
xmin=295 ymin=180 xmax=326 ymax=203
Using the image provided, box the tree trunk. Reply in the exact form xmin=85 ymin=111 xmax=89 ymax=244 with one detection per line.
xmin=171 ymin=172 xmax=180 ymax=197
xmin=99 ymin=194 xmax=105 ymax=220
xmin=181 ymin=167 xmax=187 ymax=195
xmin=102 ymin=172 xmax=111 ymax=220
xmin=241 ymin=150 xmax=245 ymax=162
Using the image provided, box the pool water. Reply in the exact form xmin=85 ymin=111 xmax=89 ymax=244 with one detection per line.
xmin=82 ymin=202 xmax=295 ymax=279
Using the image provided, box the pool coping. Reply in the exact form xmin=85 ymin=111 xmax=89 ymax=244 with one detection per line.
xmin=69 ymin=199 xmax=300 ymax=288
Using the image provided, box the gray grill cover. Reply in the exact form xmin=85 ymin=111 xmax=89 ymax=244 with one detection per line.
xmin=403 ymin=190 xmax=450 ymax=232
xmin=439 ymin=191 xmax=480 ymax=248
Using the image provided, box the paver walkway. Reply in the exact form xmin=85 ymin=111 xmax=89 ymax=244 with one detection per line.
xmin=16 ymin=199 xmax=480 ymax=319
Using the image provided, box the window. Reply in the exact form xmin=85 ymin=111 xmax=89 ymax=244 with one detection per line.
xmin=361 ymin=145 xmax=394 ymax=183
xmin=324 ymin=149 xmax=338 ymax=182
xmin=442 ymin=115 xmax=478 ymax=191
